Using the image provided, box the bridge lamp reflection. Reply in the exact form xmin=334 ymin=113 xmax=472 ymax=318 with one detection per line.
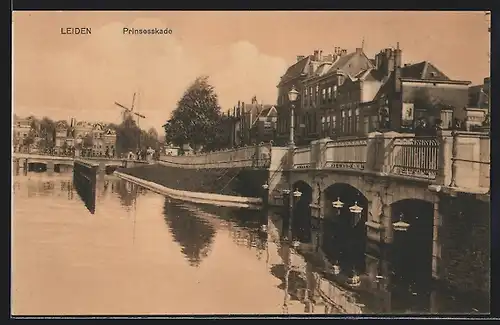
xmin=332 ymin=197 xmax=344 ymax=215
xmin=333 ymin=260 xmax=341 ymax=275
xmin=393 ymin=213 xmax=411 ymax=232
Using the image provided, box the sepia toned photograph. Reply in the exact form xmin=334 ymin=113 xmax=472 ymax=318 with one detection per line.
xmin=11 ymin=10 xmax=491 ymax=317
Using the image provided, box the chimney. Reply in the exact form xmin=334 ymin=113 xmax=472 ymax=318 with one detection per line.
xmin=233 ymin=106 xmax=236 ymax=116
xmin=394 ymin=42 xmax=402 ymax=68
xmin=313 ymin=50 xmax=320 ymax=61
xmin=319 ymin=50 xmax=323 ymax=61
xmin=355 ymin=48 xmax=363 ymax=54
xmin=296 ymin=55 xmax=305 ymax=62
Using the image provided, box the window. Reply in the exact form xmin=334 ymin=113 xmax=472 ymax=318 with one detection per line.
xmin=355 ymin=108 xmax=360 ymax=133
xmin=315 ymin=85 xmax=319 ymax=103
xmin=363 ymin=116 xmax=369 ymax=134
xmin=441 ymin=109 xmax=453 ymax=129
xmin=327 ymin=87 xmax=332 ymax=101
xmin=347 ymin=109 xmax=353 ymax=134
xmin=332 ymin=115 xmax=337 ymax=131
xmin=370 ymin=115 xmax=378 ymax=131
xmin=321 ymin=116 xmax=326 ymax=132
xmin=322 ymin=88 xmax=326 ymax=103
xmin=341 ymin=110 xmax=346 ymax=133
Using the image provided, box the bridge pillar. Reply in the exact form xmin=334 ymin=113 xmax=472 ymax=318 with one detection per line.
xmin=310 ymin=181 xmax=323 ymax=252
xmin=381 ymin=201 xmax=393 ymax=244
xmin=99 ymin=161 xmax=106 ymax=173
xmin=14 ymin=158 xmax=20 ymax=174
xmin=46 ymin=160 xmax=55 ymax=172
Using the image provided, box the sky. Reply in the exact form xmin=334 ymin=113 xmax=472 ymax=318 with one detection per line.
xmin=12 ymin=11 xmax=490 ymax=133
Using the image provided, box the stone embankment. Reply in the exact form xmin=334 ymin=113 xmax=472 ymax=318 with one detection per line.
xmin=115 ymin=164 xmax=269 ymax=209
xmin=121 ymin=164 xmax=268 ymax=198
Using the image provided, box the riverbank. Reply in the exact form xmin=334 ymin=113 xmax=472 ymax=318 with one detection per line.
xmin=121 ymin=164 xmax=269 ymax=198
xmin=114 ymin=171 xmax=262 ymax=210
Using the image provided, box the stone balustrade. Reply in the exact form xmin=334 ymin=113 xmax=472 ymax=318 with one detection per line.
xmin=289 ymin=131 xmax=490 ymax=191
xmin=152 ymin=131 xmax=489 ymax=193
xmin=158 ymin=144 xmax=272 ymax=169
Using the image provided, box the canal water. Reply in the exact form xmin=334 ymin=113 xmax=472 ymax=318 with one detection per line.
xmin=11 ymin=171 xmax=487 ymax=315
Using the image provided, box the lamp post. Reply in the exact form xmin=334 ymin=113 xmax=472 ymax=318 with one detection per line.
xmin=288 ymin=86 xmax=299 ymax=147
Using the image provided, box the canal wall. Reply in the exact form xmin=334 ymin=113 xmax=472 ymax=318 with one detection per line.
xmin=439 ymin=194 xmax=490 ymax=299
xmin=119 ymin=164 xmax=269 ymax=199
xmin=73 ymin=159 xmax=98 ymax=214
xmin=114 ymin=171 xmax=263 ymax=210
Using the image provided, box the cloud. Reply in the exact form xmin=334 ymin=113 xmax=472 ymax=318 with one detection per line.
xmin=13 ymin=18 xmax=288 ymax=133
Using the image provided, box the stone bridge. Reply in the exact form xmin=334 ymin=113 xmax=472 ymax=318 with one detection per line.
xmin=12 ymin=153 xmax=149 ymax=173
xmin=156 ymin=131 xmax=490 ymax=292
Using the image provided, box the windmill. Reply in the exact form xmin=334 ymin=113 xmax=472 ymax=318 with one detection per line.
xmin=115 ymin=92 xmax=146 ymax=127
xmin=115 ymin=92 xmax=147 ymax=151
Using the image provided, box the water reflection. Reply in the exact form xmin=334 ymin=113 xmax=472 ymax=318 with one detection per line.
xmin=163 ymin=200 xmax=217 ymax=267
xmin=12 ymin=171 xmax=488 ymax=315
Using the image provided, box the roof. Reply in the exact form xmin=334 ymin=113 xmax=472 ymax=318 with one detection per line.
xmin=326 ymin=50 xmax=374 ymax=77
xmin=401 ymin=61 xmax=450 ymax=80
xmin=315 ymin=62 xmax=332 ymax=76
xmin=278 ymin=55 xmax=312 ymax=86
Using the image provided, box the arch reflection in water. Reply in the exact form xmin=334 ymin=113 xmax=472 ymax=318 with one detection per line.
xmin=322 ymin=183 xmax=368 ymax=277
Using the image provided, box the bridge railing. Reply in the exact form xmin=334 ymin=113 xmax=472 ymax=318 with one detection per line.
xmin=387 ymin=136 xmax=439 ymax=180
xmin=324 ymin=137 xmax=368 ymax=170
xmin=158 ymin=143 xmax=272 ymax=169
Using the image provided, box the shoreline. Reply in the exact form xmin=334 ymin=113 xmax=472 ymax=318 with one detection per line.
xmin=113 ymin=171 xmax=263 ymax=210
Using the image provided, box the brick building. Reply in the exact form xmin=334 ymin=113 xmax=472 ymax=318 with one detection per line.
xmin=276 ymin=44 xmax=472 ymax=144
xmin=362 ymin=48 xmax=471 ymax=133
xmin=226 ymin=97 xmax=277 ymax=146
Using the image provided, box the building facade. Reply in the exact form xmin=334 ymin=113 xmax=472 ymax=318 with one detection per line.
xmin=276 ymin=44 xmax=472 ymax=145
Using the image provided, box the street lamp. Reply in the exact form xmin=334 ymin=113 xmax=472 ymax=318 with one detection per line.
xmin=349 ymin=201 xmax=363 ymax=226
xmin=332 ymin=197 xmax=344 ymax=215
xmin=349 ymin=201 xmax=363 ymax=214
xmin=262 ymin=182 xmax=269 ymax=190
xmin=288 ymin=86 xmax=299 ymax=147
xmin=293 ymin=188 xmax=302 ymax=198
xmin=393 ymin=213 xmax=411 ymax=232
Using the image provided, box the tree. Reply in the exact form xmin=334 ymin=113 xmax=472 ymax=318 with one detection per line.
xmin=39 ymin=117 xmax=56 ymax=150
xmin=82 ymin=134 xmax=94 ymax=148
xmin=164 ymin=76 xmax=223 ymax=151
xmin=116 ymin=115 xmax=140 ymax=154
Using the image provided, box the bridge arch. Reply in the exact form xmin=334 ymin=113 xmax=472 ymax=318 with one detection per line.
xmin=291 ymin=180 xmax=313 ymax=243
xmin=322 ymin=183 xmax=368 ymax=275
xmin=390 ymin=198 xmax=434 ymax=290
xmin=27 ymin=161 xmax=47 ymax=172
xmin=54 ymin=163 xmax=73 ymax=173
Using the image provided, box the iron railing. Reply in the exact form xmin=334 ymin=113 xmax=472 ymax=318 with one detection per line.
xmin=324 ymin=138 xmax=368 ymax=170
xmin=388 ymin=136 xmax=439 ymax=179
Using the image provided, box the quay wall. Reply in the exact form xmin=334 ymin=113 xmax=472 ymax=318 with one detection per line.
xmin=439 ymin=194 xmax=490 ymax=300
xmin=120 ymin=164 xmax=269 ymax=199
